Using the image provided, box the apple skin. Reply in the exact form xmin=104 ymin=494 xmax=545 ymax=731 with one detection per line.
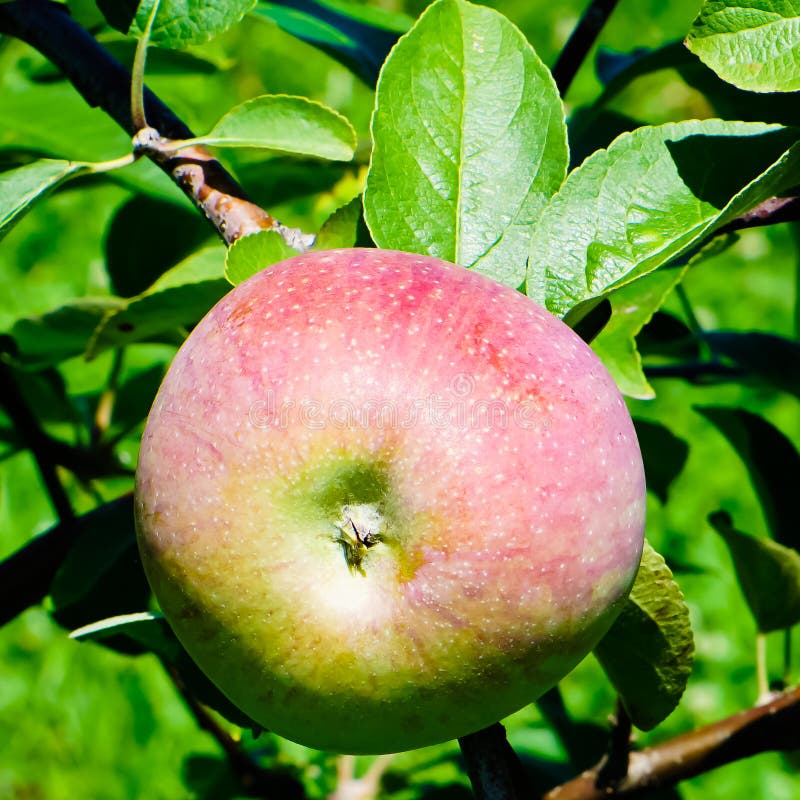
xmin=135 ymin=248 xmax=646 ymax=754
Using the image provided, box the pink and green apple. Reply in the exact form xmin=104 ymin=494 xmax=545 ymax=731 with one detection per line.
xmin=135 ymin=248 xmax=646 ymax=754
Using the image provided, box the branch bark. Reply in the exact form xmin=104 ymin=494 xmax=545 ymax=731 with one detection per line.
xmin=643 ymin=361 xmax=744 ymax=383
xmin=552 ymin=0 xmax=622 ymax=97
xmin=459 ymin=723 xmax=528 ymax=800
xmin=0 ymin=0 xmax=312 ymax=249
xmin=167 ymin=666 xmax=306 ymax=800
xmin=544 ymin=685 xmax=800 ymax=800
xmin=0 ymin=494 xmax=134 ymax=626
xmin=595 ymin=700 xmax=632 ymax=790
xmin=716 ymin=197 xmax=800 ymax=236
xmin=0 ymin=361 xmax=74 ymax=522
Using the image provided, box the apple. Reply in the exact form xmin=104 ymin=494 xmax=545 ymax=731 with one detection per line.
xmin=135 ymin=248 xmax=646 ymax=754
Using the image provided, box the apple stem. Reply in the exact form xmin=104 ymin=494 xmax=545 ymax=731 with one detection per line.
xmin=595 ymin=698 xmax=633 ymax=789
xmin=459 ymin=723 xmax=527 ymax=800
xmin=334 ymin=504 xmax=384 ymax=574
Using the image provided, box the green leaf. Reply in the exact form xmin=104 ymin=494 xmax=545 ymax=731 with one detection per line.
xmin=674 ymin=43 xmax=800 ymax=127
xmin=51 ymin=496 xmax=137 ymax=610
xmin=0 ymin=425 xmax=21 ymax=462
xmin=0 ymin=497 xmax=141 ymax=626
xmin=584 ymin=39 xmax=800 ymax=130
xmin=594 ymin=541 xmax=695 ymax=731
xmin=533 ymin=689 xmax=609 ymax=778
xmin=591 ymin=265 xmax=688 ymax=399
xmin=528 ymin=121 xmax=800 ymax=316
xmin=101 ymin=40 xmax=225 ymax=75
xmin=695 ymin=406 xmax=800 ymax=551
xmin=185 ymin=94 xmax=356 ymax=161
xmin=224 ymin=230 xmax=297 ymax=285
xmin=109 ymin=365 xmax=167 ymax=441
xmin=567 ymin=42 xmax=689 ymax=162
xmin=255 ymin=0 xmax=410 ymax=85
xmin=105 ymin=195 xmax=215 ymax=298
xmin=100 ymin=0 xmax=257 ymax=48
xmin=364 ymin=0 xmax=567 ymax=288
xmin=0 ymin=81 xmax=130 ymax=162
xmin=233 ymin=158 xmax=346 ymax=214
xmin=709 ymin=510 xmax=800 ymax=632
xmin=71 ymin=612 xmax=182 ymax=658
xmin=87 ymin=247 xmax=229 ymax=358
xmin=705 ymin=331 xmax=800 ymax=398
xmin=315 ymin=196 xmax=362 ymax=250
xmin=567 ymin=299 xmax=612 ymax=345
xmin=0 ymin=160 xmax=83 ymax=239
xmin=72 ymin=613 xmax=259 ymax=727
xmin=568 ymin=108 xmax=643 ymax=172
xmin=23 ymin=40 xmax=225 ymax=81
xmin=67 ymin=0 xmax=109 ymax=28
xmin=633 ymin=419 xmax=690 ymax=504
xmin=596 ymin=42 xmax=695 ymax=95
xmin=239 ymin=7 xmax=376 ymax=137
xmin=7 ymin=299 xmax=125 ymax=369
xmin=637 ymin=311 xmax=701 ymax=361
xmin=3 ymin=369 xmax=73 ymax=427
xmin=587 ymin=233 xmax=733 ymax=395
xmin=686 ymin=1 xmax=800 ymax=93
xmin=50 ymin=494 xmax=150 ymax=630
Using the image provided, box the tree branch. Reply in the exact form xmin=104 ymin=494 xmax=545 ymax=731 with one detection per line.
xmin=544 ymin=685 xmax=800 ymax=800
xmin=0 ymin=361 xmax=74 ymax=522
xmin=459 ymin=723 xmax=528 ymax=800
xmin=716 ymin=196 xmax=800 ymax=236
xmin=0 ymin=0 xmax=313 ymax=249
xmin=0 ymin=494 xmax=133 ymax=626
xmin=552 ymin=0 xmax=622 ymax=97
xmin=166 ymin=665 xmax=306 ymax=800
xmin=643 ymin=361 xmax=744 ymax=383
xmin=595 ymin=700 xmax=632 ymax=790
xmin=17 ymin=429 xmax=132 ymax=480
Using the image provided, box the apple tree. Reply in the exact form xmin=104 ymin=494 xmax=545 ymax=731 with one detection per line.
xmin=0 ymin=0 xmax=799 ymax=798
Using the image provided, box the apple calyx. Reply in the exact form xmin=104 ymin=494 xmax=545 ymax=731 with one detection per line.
xmin=334 ymin=503 xmax=384 ymax=574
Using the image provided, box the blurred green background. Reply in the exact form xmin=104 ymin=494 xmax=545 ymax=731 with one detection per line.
xmin=1 ymin=0 xmax=798 ymax=798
